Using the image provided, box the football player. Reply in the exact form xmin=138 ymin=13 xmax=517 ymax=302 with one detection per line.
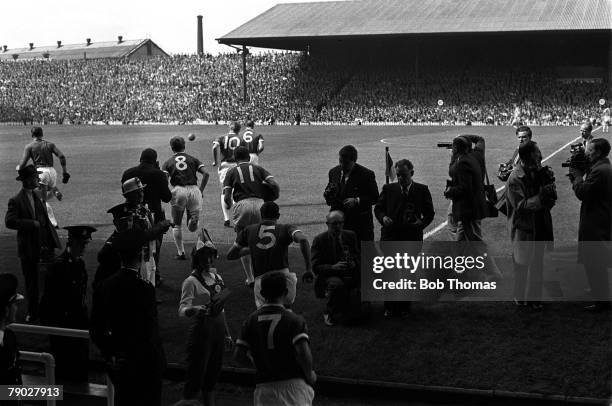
xmin=227 ymin=202 xmax=313 ymax=308
xmin=17 ymin=127 xmax=70 ymax=228
xmin=602 ymin=106 xmax=610 ymax=133
xmin=212 ymin=121 xmax=244 ymax=227
xmin=241 ymin=120 xmax=265 ymax=165
xmin=234 ymin=271 xmax=316 ymax=406
xmin=223 ymin=147 xmax=280 ymax=285
xmin=162 ymin=136 xmax=209 ymax=260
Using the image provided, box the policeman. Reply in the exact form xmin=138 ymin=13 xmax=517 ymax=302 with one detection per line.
xmin=90 ymin=229 xmax=166 ymax=406
xmin=40 ymin=225 xmax=96 ymax=381
xmin=0 ymin=273 xmax=24 ymax=385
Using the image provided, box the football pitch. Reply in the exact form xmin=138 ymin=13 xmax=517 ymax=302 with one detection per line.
xmin=0 ymin=124 xmax=610 ymax=398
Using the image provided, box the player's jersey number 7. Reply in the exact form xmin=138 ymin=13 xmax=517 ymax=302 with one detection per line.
xmin=258 ymin=314 xmax=282 ymax=349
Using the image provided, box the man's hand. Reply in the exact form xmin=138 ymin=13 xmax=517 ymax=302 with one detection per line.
xmin=31 ymin=220 xmax=40 ymax=230
xmin=212 ymin=162 xmax=217 ymax=167
xmin=343 ymin=198 xmax=358 ymax=209
xmin=568 ymin=167 xmax=584 ymax=182
xmin=302 ymin=270 xmax=314 ymax=283
xmin=62 ymin=172 xmax=71 ymax=184
xmin=382 ymin=216 xmax=393 ymax=227
xmin=159 ymin=220 xmax=173 ymax=232
xmin=54 ymin=190 xmax=63 ymax=201
xmin=331 ymin=261 xmax=348 ymax=271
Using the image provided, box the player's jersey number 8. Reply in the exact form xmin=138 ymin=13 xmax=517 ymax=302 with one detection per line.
xmin=175 ymin=156 xmax=188 ymax=171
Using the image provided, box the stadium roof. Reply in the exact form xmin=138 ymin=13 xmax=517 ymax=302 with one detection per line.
xmin=0 ymin=38 xmax=169 ymax=61
xmin=219 ymin=0 xmax=612 ymax=48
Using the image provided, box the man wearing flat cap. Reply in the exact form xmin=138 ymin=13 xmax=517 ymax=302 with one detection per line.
xmin=122 ymin=148 xmax=172 ymax=285
xmin=90 ymin=229 xmax=166 ymax=406
xmin=40 ymin=225 xmax=96 ymax=381
xmin=5 ymin=164 xmax=61 ymax=322
xmin=0 ymin=273 xmax=24 ymax=385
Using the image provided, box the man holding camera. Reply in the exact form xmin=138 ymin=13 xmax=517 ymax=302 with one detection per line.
xmin=506 ymin=141 xmax=556 ymax=309
xmin=569 ymin=138 xmax=612 ymax=312
xmin=498 ymin=126 xmax=533 ymax=182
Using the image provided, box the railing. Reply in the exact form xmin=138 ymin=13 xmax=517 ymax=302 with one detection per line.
xmin=9 ymin=323 xmax=114 ymax=406
xmin=19 ymin=351 xmax=56 ymax=406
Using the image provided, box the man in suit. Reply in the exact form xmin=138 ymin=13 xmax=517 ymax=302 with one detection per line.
xmin=497 ymin=126 xmax=533 ymax=182
xmin=570 ymin=138 xmax=612 ymax=312
xmin=325 ymin=145 xmax=379 ymax=242
xmin=122 ymin=148 xmax=172 ymax=285
xmin=375 ymin=159 xmax=435 ymax=317
xmin=311 ymin=210 xmax=360 ymax=326
xmin=90 ymin=229 xmax=166 ymax=406
xmin=375 ymin=159 xmax=435 ymax=242
xmin=5 ymin=165 xmax=61 ymax=322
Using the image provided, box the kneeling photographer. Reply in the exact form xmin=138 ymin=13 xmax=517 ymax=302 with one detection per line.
xmin=506 ymin=141 xmax=556 ymax=309
xmin=569 ymin=138 xmax=612 ymax=312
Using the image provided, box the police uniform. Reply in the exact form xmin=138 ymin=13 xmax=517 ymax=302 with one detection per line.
xmin=234 ymin=221 xmax=300 ymax=308
xmin=0 ymin=274 xmax=23 ymax=386
xmin=40 ymin=225 xmax=95 ymax=381
xmin=236 ymin=304 xmax=314 ymax=406
xmin=90 ymin=231 xmax=165 ymax=406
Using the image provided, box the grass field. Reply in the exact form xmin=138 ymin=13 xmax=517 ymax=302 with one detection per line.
xmin=0 ymin=124 xmax=610 ymax=399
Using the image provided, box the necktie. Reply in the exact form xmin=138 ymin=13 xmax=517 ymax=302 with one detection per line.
xmin=334 ymin=236 xmax=344 ymax=263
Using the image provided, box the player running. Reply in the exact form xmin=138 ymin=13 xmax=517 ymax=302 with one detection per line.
xmin=241 ymin=120 xmax=265 ymax=165
xmin=602 ymin=106 xmax=610 ymax=133
xmin=162 ymin=136 xmax=210 ymax=260
xmin=17 ymin=127 xmax=70 ymax=228
xmin=212 ymin=121 xmax=244 ymax=227
xmin=234 ymin=271 xmax=316 ymax=406
xmin=227 ymin=202 xmax=313 ymax=308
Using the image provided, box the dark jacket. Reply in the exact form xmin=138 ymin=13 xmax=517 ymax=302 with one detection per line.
xmin=326 ymin=163 xmax=379 ymax=241
xmin=90 ymin=268 xmax=166 ymax=371
xmin=572 ymin=157 xmax=612 ymax=265
xmin=122 ymin=162 xmax=171 ymax=223
xmin=0 ymin=329 xmax=21 ymax=385
xmin=446 ymin=153 xmax=487 ymax=222
xmin=40 ymin=250 xmax=89 ymax=328
xmin=311 ymin=229 xmax=360 ymax=298
xmin=506 ymin=164 xmax=555 ymax=264
xmin=374 ymin=182 xmax=435 ymax=241
xmin=5 ymin=189 xmax=61 ymax=259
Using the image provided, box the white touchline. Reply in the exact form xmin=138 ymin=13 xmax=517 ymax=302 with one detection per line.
xmin=422 ymin=126 xmax=602 ymax=240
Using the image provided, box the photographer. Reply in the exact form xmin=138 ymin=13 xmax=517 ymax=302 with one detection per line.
xmin=506 ymin=141 xmax=556 ymax=309
xmin=445 ymin=135 xmax=502 ymax=281
xmin=569 ymin=138 xmax=612 ymax=312
xmin=498 ymin=126 xmax=533 ymax=182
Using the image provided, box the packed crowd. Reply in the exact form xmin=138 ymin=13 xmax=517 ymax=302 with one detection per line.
xmin=0 ymin=53 xmax=608 ymax=125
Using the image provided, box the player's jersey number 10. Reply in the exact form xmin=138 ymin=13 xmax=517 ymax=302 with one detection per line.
xmin=224 ymin=135 xmax=242 ymax=150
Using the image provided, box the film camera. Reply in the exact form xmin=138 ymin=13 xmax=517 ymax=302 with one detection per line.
xmin=497 ymin=162 xmax=513 ymax=182
xmin=561 ymin=143 xmax=588 ymax=175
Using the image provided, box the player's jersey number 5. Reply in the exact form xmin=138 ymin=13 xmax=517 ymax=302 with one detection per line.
xmin=256 ymin=225 xmax=276 ymax=250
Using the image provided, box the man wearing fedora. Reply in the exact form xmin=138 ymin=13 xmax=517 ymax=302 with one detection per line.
xmin=40 ymin=225 xmax=96 ymax=381
xmin=97 ymin=178 xmax=172 ymax=287
xmin=0 ymin=273 xmax=25 ymax=385
xmin=5 ymin=165 xmax=61 ymax=322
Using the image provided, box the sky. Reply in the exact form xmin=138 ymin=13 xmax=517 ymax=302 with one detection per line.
xmin=0 ymin=0 xmax=339 ymax=55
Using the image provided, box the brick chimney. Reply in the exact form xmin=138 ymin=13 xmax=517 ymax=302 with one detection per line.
xmin=117 ymin=35 xmax=123 ymax=44
xmin=197 ymin=15 xmax=204 ymax=56
xmin=29 ymin=43 xmax=34 ymax=50
xmin=86 ymin=38 xmax=91 ymax=46
xmin=57 ymin=41 xmax=62 ymax=48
